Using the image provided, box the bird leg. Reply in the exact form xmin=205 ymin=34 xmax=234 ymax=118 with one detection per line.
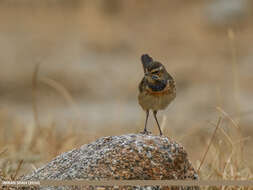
xmin=141 ymin=110 xmax=151 ymax=135
xmin=153 ymin=110 xmax=163 ymax=136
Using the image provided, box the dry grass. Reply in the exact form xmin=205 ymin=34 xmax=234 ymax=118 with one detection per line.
xmin=196 ymin=110 xmax=253 ymax=190
xmin=0 ymin=107 xmax=252 ymax=190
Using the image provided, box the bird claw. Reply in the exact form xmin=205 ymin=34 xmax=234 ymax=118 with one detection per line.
xmin=141 ymin=130 xmax=152 ymax=135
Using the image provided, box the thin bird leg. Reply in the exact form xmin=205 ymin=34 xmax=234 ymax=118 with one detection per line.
xmin=153 ymin=110 xmax=163 ymax=136
xmin=143 ymin=110 xmax=149 ymax=134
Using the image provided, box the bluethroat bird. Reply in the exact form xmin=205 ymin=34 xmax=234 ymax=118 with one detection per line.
xmin=138 ymin=54 xmax=176 ymax=136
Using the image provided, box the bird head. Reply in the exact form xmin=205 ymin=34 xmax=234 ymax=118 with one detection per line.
xmin=141 ymin=54 xmax=167 ymax=84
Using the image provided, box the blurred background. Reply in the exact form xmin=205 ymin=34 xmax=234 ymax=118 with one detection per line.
xmin=0 ymin=0 xmax=252 ymax=180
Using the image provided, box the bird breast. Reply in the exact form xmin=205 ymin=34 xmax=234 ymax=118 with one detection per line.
xmin=138 ymin=84 xmax=176 ymax=111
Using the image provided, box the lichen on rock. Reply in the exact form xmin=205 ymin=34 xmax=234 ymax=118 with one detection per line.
xmin=22 ymin=134 xmax=199 ymax=190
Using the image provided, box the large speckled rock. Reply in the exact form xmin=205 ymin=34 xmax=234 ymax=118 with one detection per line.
xmin=22 ymin=134 xmax=199 ymax=190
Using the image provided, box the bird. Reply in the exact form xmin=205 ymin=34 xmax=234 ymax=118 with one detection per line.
xmin=138 ymin=54 xmax=176 ymax=136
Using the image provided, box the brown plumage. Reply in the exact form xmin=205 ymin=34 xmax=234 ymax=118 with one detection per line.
xmin=138 ymin=54 xmax=176 ymax=135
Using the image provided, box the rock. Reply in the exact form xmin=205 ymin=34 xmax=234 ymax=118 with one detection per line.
xmin=21 ymin=134 xmax=199 ymax=190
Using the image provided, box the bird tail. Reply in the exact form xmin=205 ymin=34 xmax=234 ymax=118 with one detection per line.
xmin=141 ymin=54 xmax=153 ymax=73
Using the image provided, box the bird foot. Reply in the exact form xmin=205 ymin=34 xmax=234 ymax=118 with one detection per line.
xmin=141 ymin=130 xmax=152 ymax=135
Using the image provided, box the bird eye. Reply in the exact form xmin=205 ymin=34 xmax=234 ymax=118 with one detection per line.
xmin=151 ymin=70 xmax=159 ymax=74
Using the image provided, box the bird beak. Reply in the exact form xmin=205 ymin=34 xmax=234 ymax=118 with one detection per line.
xmin=144 ymin=73 xmax=159 ymax=81
xmin=151 ymin=75 xmax=159 ymax=80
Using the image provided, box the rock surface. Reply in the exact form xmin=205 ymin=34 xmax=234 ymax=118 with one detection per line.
xmin=22 ymin=134 xmax=199 ymax=190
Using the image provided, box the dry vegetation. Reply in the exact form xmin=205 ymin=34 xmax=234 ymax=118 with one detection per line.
xmin=0 ymin=106 xmax=252 ymax=190
xmin=0 ymin=1 xmax=253 ymax=189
